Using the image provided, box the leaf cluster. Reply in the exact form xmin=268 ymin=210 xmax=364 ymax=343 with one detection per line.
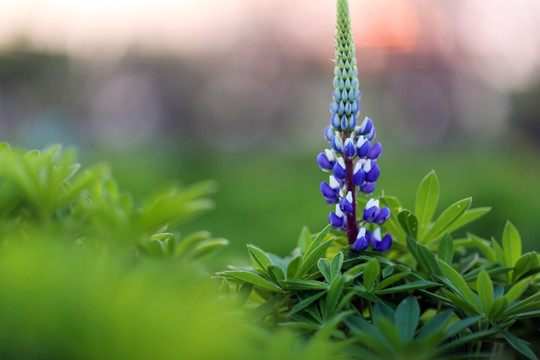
xmin=219 ymin=171 xmax=540 ymax=359
xmin=0 ymin=142 xmax=227 ymax=260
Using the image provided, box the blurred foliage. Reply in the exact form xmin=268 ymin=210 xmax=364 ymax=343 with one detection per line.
xmin=83 ymin=141 xmax=540 ymax=260
xmin=0 ymin=143 xmax=227 ymax=264
xmin=0 ymin=241 xmax=345 ymax=360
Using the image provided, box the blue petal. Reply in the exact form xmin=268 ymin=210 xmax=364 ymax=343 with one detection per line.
xmin=331 ymin=114 xmax=341 ymax=130
xmin=367 ymin=142 xmax=382 ymax=160
xmin=333 ymin=161 xmax=346 ymax=180
xmin=353 ymin=166 xmax=364 ymax=186
xmin=373 ymin=234 xmax=392 ymax=252
xmin=373 ymin=207 xmax=391 ymax=225
xmin=329 ymin=211 xmax=344 ymax=228
xmin=361 ymin=182 xmax=376 ymax=195
xmin=353 ymin=236 xmax=368 ymax=251
xmin=367 ymin=127 xmax=376 ymax=141
xmin=351 ymin=101 xmax=359 ymax=115
xmin=341 ymin=115 xmax=348 ymax=130
xmin=344 ymin=140 xmax=356 ymax=159
xmin=356 ymin=139 xmax=371 ymax=158
xmin=324 ymin=126 xmax=335 ymax=142
xmin=330 ymin=101 xmax=339 ymax=114
xmin=359 ymin=118 xmax=373 ymax=135
xmin=331 ymin=136 xmax=343 ymax=152
xmin=365 ymin=164 xmax=380 ymax=183
xmin=317 ymin=153 xmax=333 ymax=171
xmin=333 ymin=88 xmax=341 ymax=101
xmin=320 ymin=181 xmax=337 ymax=198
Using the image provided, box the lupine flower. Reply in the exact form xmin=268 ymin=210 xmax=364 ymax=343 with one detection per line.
xmin=317 ymin=0 xmax=392 ymax=252
xmin=368 ymin=228 xmax=392 ymax=252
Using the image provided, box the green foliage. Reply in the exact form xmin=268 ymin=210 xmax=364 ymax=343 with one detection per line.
xmin=0 ymin=142 xmax=227 ymax=260
xmin=222 ymin=171 xmax=540 ymax=360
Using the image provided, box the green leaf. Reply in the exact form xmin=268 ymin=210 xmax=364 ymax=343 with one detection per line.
xmin=394 ymin=296 xmax=420 ymax=342
xmin=286 ymin=255 xmax=302 ymax=279
xmin=222 ymin=270 xmax=282 ymax=292
xmin=318 ymin=258 xmax=332 ymax=283
xmin=364 ymin=259 xmax=380 ymax=292
xmin=266 ymin=264 xmax=285 ymax=283
xmin=504 ymin=278 xmax=530 ymax=304
xmin=417 ymin=242 xmax=441 ymax=275
xmin=437 ymin=260 xmax=478 ymax=308
xmin=281 ymin=280 xmax=328 ymax=290
xmin=503 ymin=221 xmax=522 ymax=268
xmin=305 ymin=224 xmax=332 ymax=256
xmin=325 ymin=275 xmax=344 ymax=318
xmin=330 ymin=252 xmax=344 ymax=280
xmin=247 ymin=244 xmax=273 ymax=272
xmin=288 ymin=291 xmax=327 ymax=317
xmin=444 ymin=316 xmax=482 ymax=338
xmin=415 ymin=171 xmax=439 ymax=238
xmin=423 ymin=198 xmax=471 ymax=243
xmin=444 ymin=207 xmax=491 ymax=234
xmin=489 ymin=296 xmax=508 ymax=320
xmin=374 ymin=272 xmax=409 ymax=291
xmin=248 ymin=294 xmax=284 ymax=324
xmin=477 ymin=269 xmax=493 ymax=317
xmin=513 ymin=252 xmax=538 ymax=282
xmin=503 ymin=331 xmax=538 ymax=360
xmin=469 ymin=234 xmax=497 ymax=263
xmin=492 ymin=238 xmax=506 ymax=265
xmin=438 ymin=233 xmax=454 ymax=264
xmin=374 ymin=281 xmax=439 ymax=295
xmin=417 ymin=310 xmax=453 ymax=340
xmin=297 ymin=226 xmax=312 ymax=254
xmin=398 ymin=210 xmax=418 ymax=238
xmin=296 ymin=239 xmax=334 ymax=278
xmin=190 ymin=238 xmax=228 ymax=258
xmin=237 ymin=283 xmax=253 ymax=307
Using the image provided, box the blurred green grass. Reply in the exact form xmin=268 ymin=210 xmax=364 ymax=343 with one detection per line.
xmin=84 ymin=141 xmax=540 ymax=261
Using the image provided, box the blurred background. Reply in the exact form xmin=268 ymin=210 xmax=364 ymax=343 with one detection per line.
xmin=1 ymin=0 xmax=540 ymax=258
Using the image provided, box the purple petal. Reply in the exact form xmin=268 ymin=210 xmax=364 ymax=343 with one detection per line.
xmin=373 ymin=234 xmax=392 ymax=252
xmin=361 ymin=182 xmax=376 ymax=195
xmin=353 ymin=236 xmax=368 ymax=251
xmin=344 ymin=140 xmax=356 ymax=158
xmin=373 ymin=207 xmax=391 ymax=225
xmin=320 ymin=181 xmax=337 ymax=198
xmin=333 ymin=161 xmax=346 ymax=180
xmin=317 ymin=153 xmax=333 ymax=171
xmin=329 ymin=211 xmax=344 ymax=228
xmin=367 ymin=142 xmax=382 ymax=160
xmin=365 ymin=164 xmax=380 ymax=183
xmin=356 ymin=139 xmax=371 ymax=158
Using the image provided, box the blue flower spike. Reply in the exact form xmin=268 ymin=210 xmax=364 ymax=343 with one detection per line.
xmin=317 ymin=0 xmax=391 ymax=251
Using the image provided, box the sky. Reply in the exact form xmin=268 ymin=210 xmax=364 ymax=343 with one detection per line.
xmin=0 ymin=0 xmax=539 ymax=91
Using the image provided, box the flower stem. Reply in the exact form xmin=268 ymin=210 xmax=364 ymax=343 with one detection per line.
xmin=344 ymin=156 xmax=358 ymax=245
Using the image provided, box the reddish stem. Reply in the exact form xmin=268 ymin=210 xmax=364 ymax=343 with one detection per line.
xmin=344 ymin=156 xmax=358 ymax=245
